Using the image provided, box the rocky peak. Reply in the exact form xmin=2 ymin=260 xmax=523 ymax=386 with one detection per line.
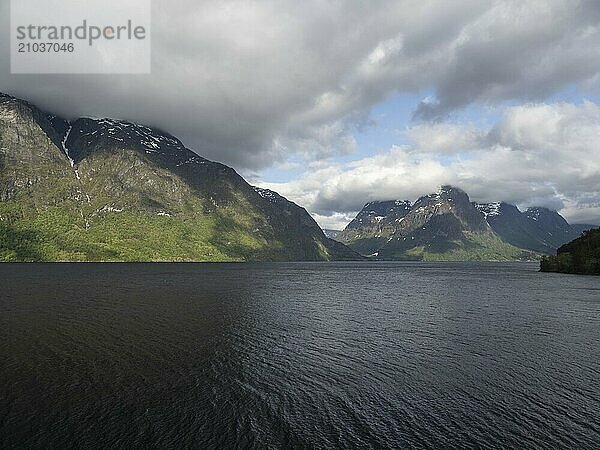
xmin=476 ymin=202 xmax=523 ymax=220
xmin=344 ymin=199 xmax=412 ymax=231
xmin=439 ymin=184 xmax=467 ymax=197
xmin=472 ymin=202 xmax=587 ymax=253
xmin=524 ymin=207 xmax=570 ymax=229
xmin=0 ymin=94 xmax=28 ymax=123
xmin=403 ymin=185 xmax=488 ymax=234
xmin=0 ymin=93 xmax=69 ymax=165
xmin=412 ymin=186 xmax=468 ymax=210
xmin=63 ymin=117 xmax=201 ymax=166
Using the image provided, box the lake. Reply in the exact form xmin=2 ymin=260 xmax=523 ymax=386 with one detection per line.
xmin=1 ymin=262 xmax=599 ymax=448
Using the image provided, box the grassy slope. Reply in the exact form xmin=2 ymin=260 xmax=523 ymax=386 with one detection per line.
xmin=0 ymin=197 xmax=282 ymax=262
xmin=386 ymin=233 xmax=538 ymax=262
xmin=0 ymin=122 xmax=285 ymax=262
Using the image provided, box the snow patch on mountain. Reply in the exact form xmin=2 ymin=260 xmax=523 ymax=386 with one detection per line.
xmin=525 ymin=208 xmax=541 ymax=221
xmin=476 ymin=202 xmax=501 ymax=219
xmin=253 ymin=186 xmax=280 ymax=203
xmin=87 ymin=118 xmax=183 ymax=152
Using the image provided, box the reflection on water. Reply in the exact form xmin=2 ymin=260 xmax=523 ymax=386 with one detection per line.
xmin=1 ymin=262 xmax=599 ymax=448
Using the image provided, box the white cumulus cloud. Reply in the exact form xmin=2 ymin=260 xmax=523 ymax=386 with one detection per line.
xmin=261 ymin=102 xmax=600 ymax=227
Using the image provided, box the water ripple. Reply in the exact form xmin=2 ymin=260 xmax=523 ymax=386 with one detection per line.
xmin=1 ymin=262 xmax=599 ymax=448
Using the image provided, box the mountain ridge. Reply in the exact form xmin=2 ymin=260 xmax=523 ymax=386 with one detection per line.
xmin=0 ymin=92 xmax=359 ymax=262
xmin=337 ymin=186 xmax=595 ymax=261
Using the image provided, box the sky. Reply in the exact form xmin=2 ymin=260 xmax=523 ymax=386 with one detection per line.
xmin=1 ymin=0 xmax=600 ymax=229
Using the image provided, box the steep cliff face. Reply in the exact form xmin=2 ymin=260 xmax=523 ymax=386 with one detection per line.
xmin=252 ymin=187 xmax=359 ymax=260
xmin=0 ymin=93 xmax=358 ymax=262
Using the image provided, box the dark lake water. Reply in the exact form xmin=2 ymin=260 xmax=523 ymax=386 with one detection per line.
xmin=0 ymin=262 xmax=599 ymax=448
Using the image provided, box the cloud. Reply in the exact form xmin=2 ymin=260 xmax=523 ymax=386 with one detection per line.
xmin=310 ymin=212 xmax=358 ymax=231
xmin=1 ymin=1 xmax=600 ymax=169
xmin=260 ymin=102 xmax=600 ymax=226
xmin=414 ymin=0 xmax=600 ymax=120
xmin=261 ymin=148 xmax=451 ymax=218
xmin=406 ymin=122 xmax=487 ymax=154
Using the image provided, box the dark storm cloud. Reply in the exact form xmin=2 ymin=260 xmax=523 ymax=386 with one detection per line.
xmin=414 ymin=0 xmax=600 ymax=121
xmin=2 ymin=0 xmax=600 ymax=171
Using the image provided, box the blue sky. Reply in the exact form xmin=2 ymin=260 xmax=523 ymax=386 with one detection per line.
xmin=258 ymin=83 xmax=600 ymax=228
xmin=258 ymin=90 xmax=491 ymax=183
xmin=260 ymin=82 xmax=600 ymax=183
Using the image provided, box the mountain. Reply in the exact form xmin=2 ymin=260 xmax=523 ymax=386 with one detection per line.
xmin=339 ymin=200 xmax=412 ymax=255
xmin=525 ymin=207 xmax=596 ymax=243
xmin=338 ymin=186 xmax=596 ymax=261
xmin=475 ymin=203 xmax=595 ymax=254
xmin=541 ymin=228 xmax=600 ymax=275
xmin=0 ymin=92 xmax=358 ymax=262
xmin=475 ymin=202 xmax=556 ymax=254
xmin=338 ymin=186 xmax=533 ymax=261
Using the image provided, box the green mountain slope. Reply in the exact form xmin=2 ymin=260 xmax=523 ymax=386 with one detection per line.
xmin=0 ymin=93 xmax=358 ymax=262
xmin=540 ymin=228 xmax=600 ymax=275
